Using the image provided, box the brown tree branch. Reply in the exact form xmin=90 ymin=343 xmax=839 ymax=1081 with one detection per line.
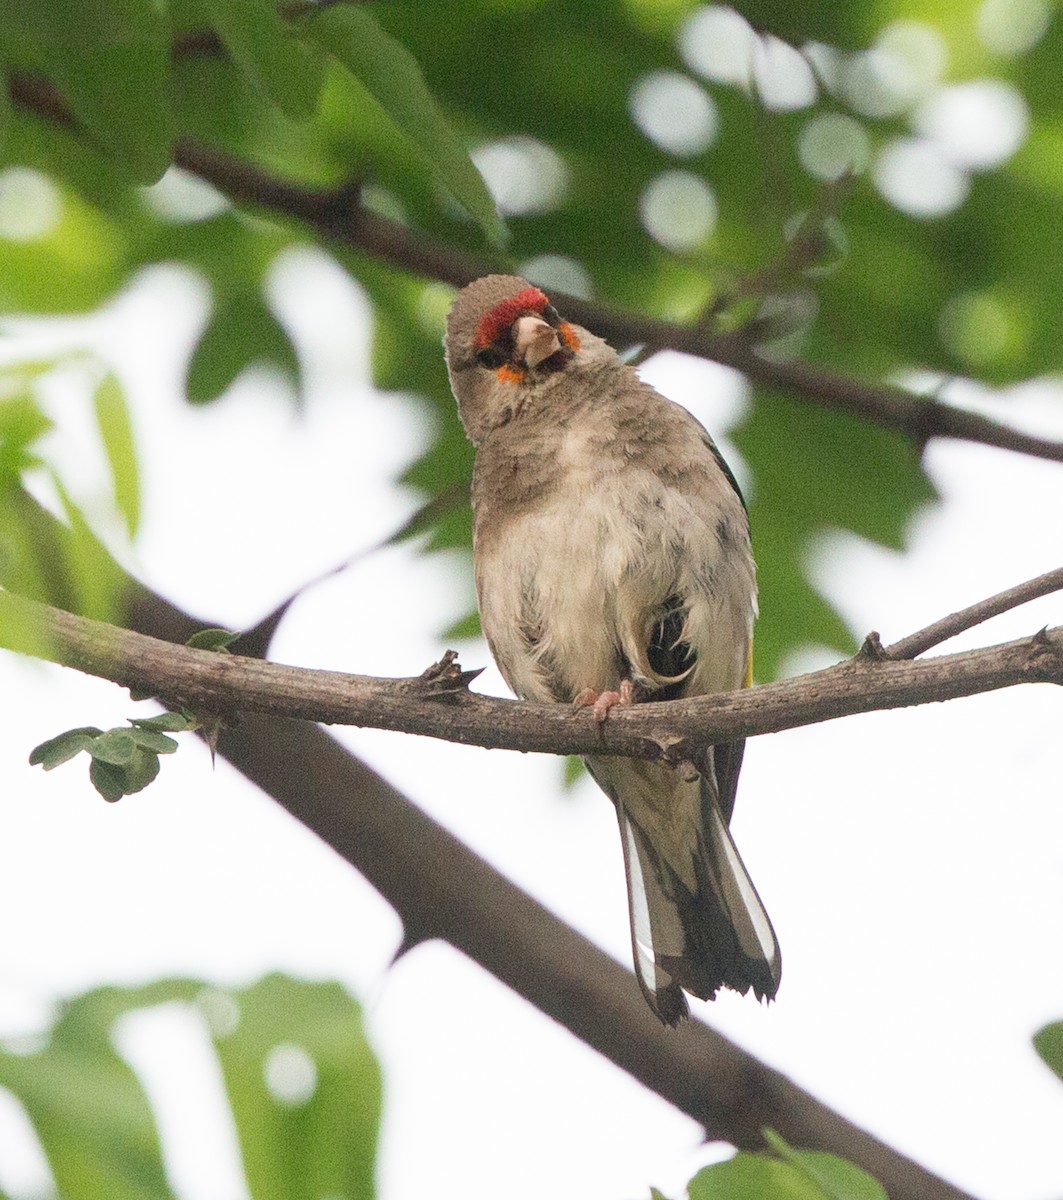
xmin=0 ymin=486 xmax=970 ymax=1200
xmin=8 ymin=74 xmax=1063 ymax=466
xmin=175 ymin=139 xmax=1063 ymax=465
xmin=883 ymin=565 xmax=1063 ymax=660
xmin=3 ymin=586 xmax=1062 ymax=764
xmin=216 ymin=713 xmax=976 ymax=1200
xmin=123 ymin=593 xmax=977 ymax=1200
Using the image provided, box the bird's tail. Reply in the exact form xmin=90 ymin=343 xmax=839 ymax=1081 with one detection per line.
xmin=594 ymin=754 xmax=781 ymax=1024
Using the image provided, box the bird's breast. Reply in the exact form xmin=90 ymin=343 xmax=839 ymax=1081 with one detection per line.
xmin=473 ymin=444 xmax=752 ymax=705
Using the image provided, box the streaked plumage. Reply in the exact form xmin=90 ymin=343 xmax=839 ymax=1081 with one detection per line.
xmin=445 ymin=275 xmax=781 ymax=1022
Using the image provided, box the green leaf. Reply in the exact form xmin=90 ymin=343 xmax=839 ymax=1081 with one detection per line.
xmin=86 ymin=730 xmax=136 ymax=766
xmin=689 ymin=1139 xmax=886 ymax=1200
xmin=185 ymin=627 xmax=240 ymax=651
xmin=1034 ymin=1022 xmax=1063 ymax=1085
xmin=0 ymin=983 xmax=188 ymax=1199
xmin=93 ymin=372 xmax=140 ymax=538
xmin=186 ymin=291 xmax=299 ymax=404
xmin=120 ymin=746 xmax=162 ymax=794
xmin=130 ymin=712 xmax=197 ymax=733
xmin=763 ymin=1130 xmax=888 ymax=1200
xmin=0 ymin=487 xmax=87 ymax=641
xmin=562 ymin=755 xmax=585 ymax=791
xmin=48 ymin=471 xmax=129 ymax=623
xmin=198 ymin=0 xmax=324 ymax=120
xmin=127 ymin=729 xmax=179 ymax=755
xmin=201 ymin=974 xmax=382 ymax=1200
xmin=441 ymin=609 xmax=480 ymax=640
xmin=787 ymin=1153 xmax=887 ymax=1200
xmin=304 ymin=6 xmax=505 ymax=244
xmin=0 ymin=160 xmax=133 ymax=313
xmin=29 ymin=726 xmax=104 ymax=769
xmin=88 ymin=746 xmax=161 ymax=801
xmin=0 ymin=390 xmax=54 ymax=477
xmin=0 ymin=0 xmax=173 ymax=182
xmin=688 ymin=1153 xmax=826 ymax=1200
xmin=89 ymin=756 xmax=129 ymax=803
xmin=0 ymin=977 xmax=381 ymax=1200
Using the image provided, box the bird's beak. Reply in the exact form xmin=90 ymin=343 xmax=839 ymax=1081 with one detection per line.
xmin=513 ymin=315 xmax=562 ymax=369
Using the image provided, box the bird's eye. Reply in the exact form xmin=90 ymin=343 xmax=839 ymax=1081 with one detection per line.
xmin=542 ymin=304 xmax=561 ymax=326
xmin=476 ymin=346 xmax=506 ymax=369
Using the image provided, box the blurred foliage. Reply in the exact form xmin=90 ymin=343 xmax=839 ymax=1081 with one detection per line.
xmin=7 ymin=974 xmax=1057 ymax=1200
xmin=681 ymin=1128 xmax=887 ymax=1199
xmin=0 ymin=974 xmax=381 ymax=1200
xmin=0 ymin=360 xmax=130 ymax=636
xmin=0 ymin=0 xmax=1060 ymax=681
xmin=1035 ymin=1020 xmax=1063 ymax=1085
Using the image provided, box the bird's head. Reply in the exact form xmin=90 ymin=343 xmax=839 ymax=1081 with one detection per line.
xmin=445 ymin=275 xmax=596 ymax=444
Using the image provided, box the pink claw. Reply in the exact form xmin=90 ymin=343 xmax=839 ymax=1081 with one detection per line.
xmin=573 ymin=679 xmax=634 ymax=723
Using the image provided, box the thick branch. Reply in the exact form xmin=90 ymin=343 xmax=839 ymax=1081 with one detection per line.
xmin=3 ymin=590 xmax=1061 ymax=763
xmin=133 ymin=606 xmax=977 ymax=1200
xmin=8 ymin=76 xmax=1063 ymax=465
xmin=0 ymin=494 xmax=978 ymax=1200
xmin=218 ymin=715 xmax=975 ymax=1200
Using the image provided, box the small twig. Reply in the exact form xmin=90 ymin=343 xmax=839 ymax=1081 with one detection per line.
xmin=230 ymin=489 xmax=471 ymax=661
xmin=884 ymin=566 xmax=1063 ymax=660
xmin=857 ymin=631 xmax=888 ymax=661
xmin=701 ymin=174 xmax=854 ymax=328
xmin=417 ymin=649 xmax=484 ymax=695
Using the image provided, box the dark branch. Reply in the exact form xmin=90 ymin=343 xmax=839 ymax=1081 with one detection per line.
xmin=0 ymin=495 xmax=982 ymax=1200
xmin=172 ymin=138 xmax=498 ymax=285
xmin=218 ymin=713 xmax=976 ymax=1200
xmin=176 ymin=139 xmax=1063 ymax=465
xmin=8 ymin=74 xmax=1063 ymax=466
xmin=127 ymin=588 xmax=976 ymax=1200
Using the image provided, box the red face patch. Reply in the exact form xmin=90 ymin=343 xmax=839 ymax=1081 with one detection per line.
xmin=474 ymin=286 xmax=549 ymax=349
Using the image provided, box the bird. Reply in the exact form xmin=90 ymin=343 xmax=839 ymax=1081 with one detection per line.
xmin=444 ymin=274 xmax=781 ymax=1023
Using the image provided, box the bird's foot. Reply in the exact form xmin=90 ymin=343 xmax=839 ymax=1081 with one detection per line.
xmin=573 ymin=679 xmax=634 ymax=723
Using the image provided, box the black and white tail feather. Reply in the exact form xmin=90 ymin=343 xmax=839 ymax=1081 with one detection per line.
xmin=588 ymin=745 xmax=781 ymax=1025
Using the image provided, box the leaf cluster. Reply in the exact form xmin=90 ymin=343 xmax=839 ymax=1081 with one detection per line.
xmin=29 ymin=710 xmax=195 ymax=802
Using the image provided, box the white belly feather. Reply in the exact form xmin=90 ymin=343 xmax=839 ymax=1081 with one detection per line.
xmin=475 ymin=447 xmax=754 ymax=705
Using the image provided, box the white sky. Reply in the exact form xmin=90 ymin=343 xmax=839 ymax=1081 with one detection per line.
xmin=1 ymin=251 xmax=1062 ymax=1200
